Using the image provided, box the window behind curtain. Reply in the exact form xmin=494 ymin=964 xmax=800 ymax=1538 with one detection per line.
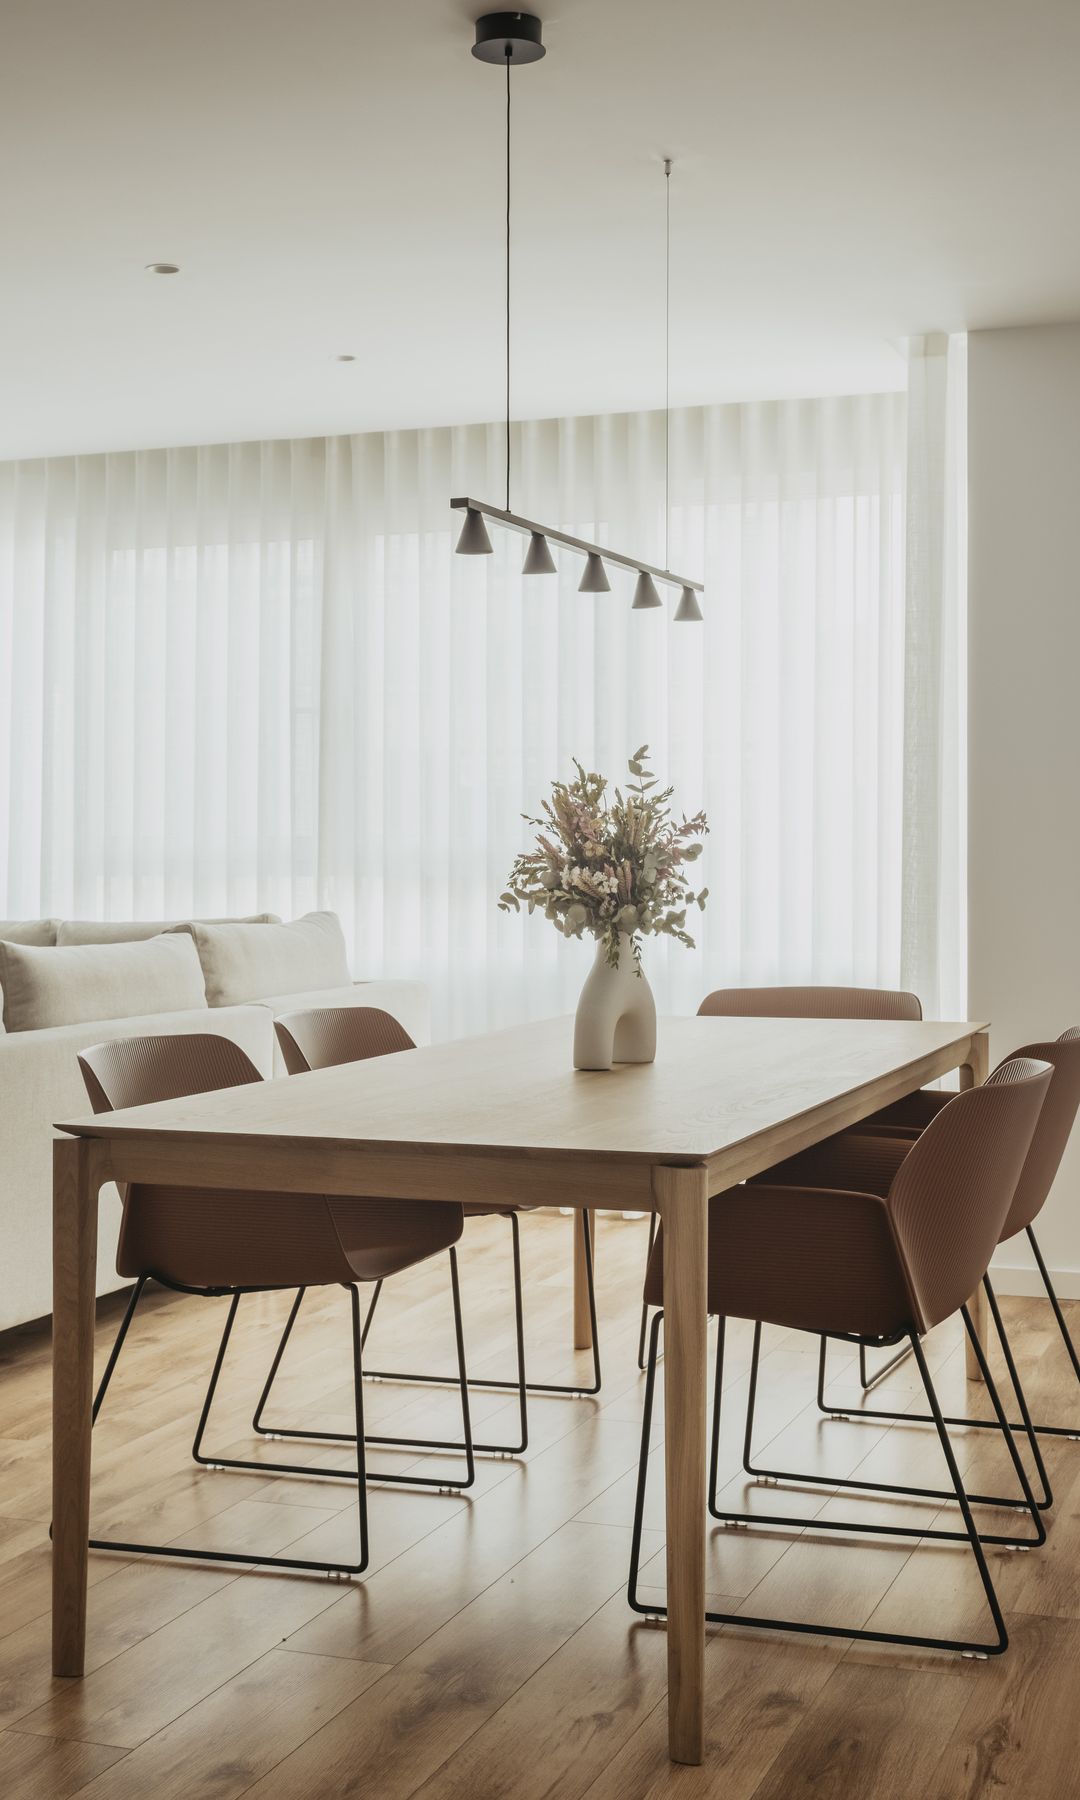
xmin=0 ymin=386 xmax=959 ymax=1040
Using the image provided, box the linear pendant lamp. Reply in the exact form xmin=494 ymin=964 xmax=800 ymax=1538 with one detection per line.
xmin=632 ymin=571 xmax=662 ymax=611
xmin=452 ymin=13 xmax=704 ymax=620
xmin=674 ymin=585 xmax=704 ymax=623
xmin=455 ymin=506 xmax=494 ymax=554
xmin=522 ymin=529 xmax=557 ymax=574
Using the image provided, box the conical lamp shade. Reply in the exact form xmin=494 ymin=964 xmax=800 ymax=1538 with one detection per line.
xmin=579 ymin=552 xmax=611 ymax=593
xmin=632 ymin=570 xmax=662 ymax=610
xmin=455 ymin=508 xmax=493 ymax=555
xmin=522 ymin=531 xmax=557 ymax=575
xmin=674 ymin=584 xmax=703 ymax=622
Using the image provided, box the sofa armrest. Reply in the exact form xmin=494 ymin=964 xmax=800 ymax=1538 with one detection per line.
xmin=0 ymin=1003 xmax=275 ymax=1332
xmin=0 ymin=1002 xmax=276 ymax=1073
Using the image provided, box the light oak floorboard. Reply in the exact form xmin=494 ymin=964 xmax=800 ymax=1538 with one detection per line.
xmin=72 ymin=1648 xmax=390 ymax=1800
xmin=580 ymin=1626 xmax=848 ymax=1800
xmin=924 ymin=1612 xmax=1080 ymax=1800
xmin=2 ymin=1215 xmax=1077 ymax=1796
xmin=240 ymin=1521 xmax=649 ymax=1800
xmin=407 ymin=1585 xmax=686 ymax=1800
xmin=0 ymin=1728 xmax=128 ymax=1798
xmin=18 ymin=1566 xmax=356 ymax=1748
xmin=747 ymin=1658 xmax=973 ymax=1800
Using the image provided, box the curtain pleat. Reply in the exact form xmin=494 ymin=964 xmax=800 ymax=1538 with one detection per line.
xmin=0 ymin=386 xmax=957 ymax=1038
xmin=901 ymin=336 xmax=967 ymax=1021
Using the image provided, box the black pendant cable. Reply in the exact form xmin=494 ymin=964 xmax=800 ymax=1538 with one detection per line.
xmin=666 ymin=162 xmax=704 ymax=623
xmin=632 ymin=161 xmax=674 ymax=614
xmin=453 ymin=13 xmax=703 ymax=620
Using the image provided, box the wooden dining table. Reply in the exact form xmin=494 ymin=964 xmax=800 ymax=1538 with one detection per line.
xmin=52 ymin=1011 xmax=989 ymax=1766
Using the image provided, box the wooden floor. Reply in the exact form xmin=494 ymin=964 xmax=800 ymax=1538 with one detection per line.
xmin=1 ymin=1211 xmax=1078 ymax=1800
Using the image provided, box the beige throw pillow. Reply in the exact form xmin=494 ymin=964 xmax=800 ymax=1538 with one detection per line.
xmin=58 ymin=914 xmax=279 ymax=946
xmin=0 ymin=919 xmax=59 ymax=946
xmin=173 ymin=911 xmax=351 ymax=1007
xmin=0 ymin=923 xmax=60 ymax=1032
xmin=0 ymin=933 xmax=207 ymax=1032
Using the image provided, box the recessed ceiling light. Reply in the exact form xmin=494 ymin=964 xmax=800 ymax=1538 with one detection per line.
xmin=334 ymin=354 xmax=357 ymax=362
xmin=145 ymin=262 xmax=180 ymax=275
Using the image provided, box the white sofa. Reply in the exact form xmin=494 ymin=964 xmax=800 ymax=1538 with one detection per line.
xmin=0 ymin=915 xmax=428 ymax=1331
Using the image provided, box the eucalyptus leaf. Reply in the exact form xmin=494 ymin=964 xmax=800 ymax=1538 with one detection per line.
xmin=499 ymin=746 xmax=707 ymax=959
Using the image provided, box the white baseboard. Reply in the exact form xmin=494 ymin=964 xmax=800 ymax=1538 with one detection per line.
xmin=988 ymin=1260 xmax=1080 ymax=1300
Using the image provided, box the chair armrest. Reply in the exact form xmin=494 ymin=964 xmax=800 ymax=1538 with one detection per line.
xmin=852 ymin=1090 xmax=953 ymax=1133
xmin=646 ymin=1182 xmax=912 ymax=1341
xmin=750 ymin=1133 xmax=913 ymax=1198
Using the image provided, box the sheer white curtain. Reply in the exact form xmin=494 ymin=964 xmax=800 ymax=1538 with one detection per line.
xmin=901 ymin=335 xmax=968 ymax=1022
xmin=0 ymin=443 xmax=326 ymax=926
xmin=0 ymin=382 xmax=960 ymax=1039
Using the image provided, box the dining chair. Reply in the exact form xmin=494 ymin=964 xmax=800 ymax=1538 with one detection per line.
xmin=628 ymin=1056 xmax=1052 ymax=1656
xmin=637 ymin=984 xmax=924 ymax=1370
xmin=77 ymin=1032 xmax=474 ymax=1575
xmin=812 ymin=1027 xmax=1080 ymax=1452
xmin=261 ymin=1006 xmax=600 ymax=1464
xmin=734 ymin=1116 xmax=1050 ymax=1537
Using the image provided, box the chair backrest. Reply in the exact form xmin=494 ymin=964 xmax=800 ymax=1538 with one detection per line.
xmin=886 ymin=1056 xmax=1052 ymax=1332
xmin=997 ymin=1027 xmax=1080 ymax=1239
xmin=698 ymin=985 xmax=923 ymax=1021
xmin=275 ymin=1005 xmax=415 ymax=1075
xmin=76 ymin=1032 xmax=353 ymax=1290
xmin=78 ymin=1032 xmax=263 ymax=1114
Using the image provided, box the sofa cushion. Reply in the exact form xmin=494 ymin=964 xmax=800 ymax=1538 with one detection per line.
xmin=0 ymin=919 xmax=59 ymax=945
xmin=0 ymin=923 xmax=60 ymax=1033
xmin=57 ymin=914 xmax=279 ymax=946
xmin=0 ymin=1002 xmax=275 ymax=1333
xmin=0 ymin=933 xmax=207 ymax=1032
xmin=172 ymin=911 xmax=351 ymax=1008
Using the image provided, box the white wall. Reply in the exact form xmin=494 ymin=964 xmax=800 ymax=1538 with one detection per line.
xmin=969 ymin=324 xmax=1080 ymax=1295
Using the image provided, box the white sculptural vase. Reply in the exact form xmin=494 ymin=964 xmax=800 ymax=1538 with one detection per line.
xmin=573 ymin=933 xmax=657 ymax=1072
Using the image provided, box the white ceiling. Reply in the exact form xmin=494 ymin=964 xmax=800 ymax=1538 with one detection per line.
xmin=4 ymin=0 xmax=1080 ymax=461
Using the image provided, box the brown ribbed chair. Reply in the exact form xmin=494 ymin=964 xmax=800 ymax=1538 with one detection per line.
xmin=636 ymin=984 xmax=924 ymax=1370
xmin=802 ymin=1028 xmax=1080 ymax=1474
xmin=259 ymin=1006 xmax=519 ymax=1456
xmin=698 ymin=985 xmax=923 ymax=1022
xmin=269 ymin=1005 xmax=601 ymax=1460
xmin=628 ymin=1057 xmax=1052 ymax=1656
xmin=77 ymin=1032 xmax=473 ymax=1577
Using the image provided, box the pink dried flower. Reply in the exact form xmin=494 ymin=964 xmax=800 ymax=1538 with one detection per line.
xmin=498 ymin=747 xmax=709 ymax=966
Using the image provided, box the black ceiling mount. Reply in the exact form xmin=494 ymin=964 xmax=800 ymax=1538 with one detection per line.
xmin=472 ymin=12 xmax=545 ymax=64
xmin=456 ymin=7 xmax=703 ymax=616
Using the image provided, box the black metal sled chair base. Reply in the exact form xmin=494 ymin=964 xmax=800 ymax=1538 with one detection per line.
xmin=813 ymin=1273 xmax=1054 ymax=1515
xmin=84 ymin=1261 xmax=476 ymax=1576
xmin=628 ymin=1311 xmax=1018 ymax=1657
xmin=87 ymin=1275 xmax=373 ymax=1575
xmin=731 ymin=1302 xmax=1046 ymax=1549
xmin=822 ymin=1231 xmax=1080 ymax=1447
xmin=237 ymin=1251 xmax=477 ymax=1489
xmin=253 ymin=1210 xmax=601 ymax=1465
xmin=358 ymin=1209 xmax=601 ymax=1399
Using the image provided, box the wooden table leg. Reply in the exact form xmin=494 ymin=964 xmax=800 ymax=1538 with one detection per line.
xmin=656 ymin=1163 xmax=708 ymax=1766
xmin=573 ymin=1208 xmax=594 ymax=1352
xmin=52 ymin=1135 xmax=100 ymax=1677
xmin=960 ymin=1030 xmax=991 ymax=1380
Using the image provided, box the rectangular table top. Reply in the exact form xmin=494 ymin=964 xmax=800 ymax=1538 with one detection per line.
xmin=57 ymin=1014 xmax=986 ymax=1168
